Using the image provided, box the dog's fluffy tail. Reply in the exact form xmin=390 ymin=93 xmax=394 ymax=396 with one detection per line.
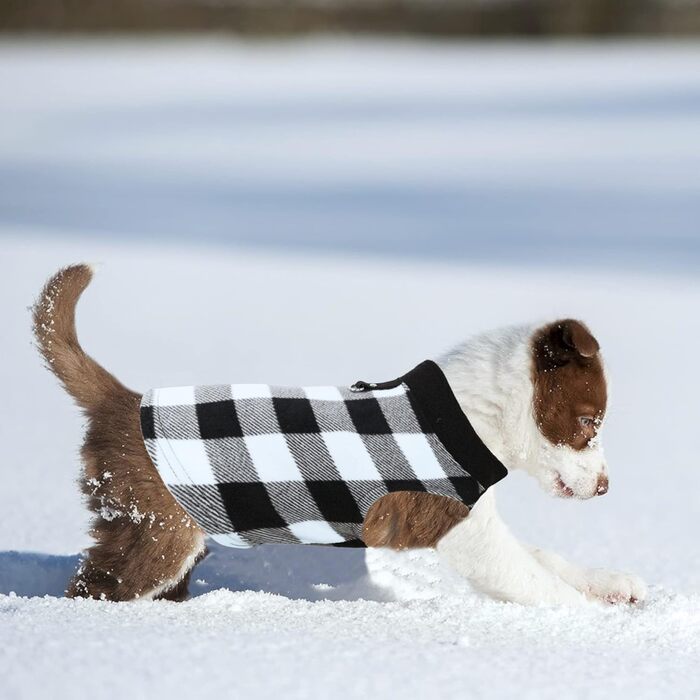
xmin=33 ymin=264 xmax=131 ymax=411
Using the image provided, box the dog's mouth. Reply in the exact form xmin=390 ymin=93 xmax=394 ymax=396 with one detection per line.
xmin=553 ymin=473 xmax=575 ymax=498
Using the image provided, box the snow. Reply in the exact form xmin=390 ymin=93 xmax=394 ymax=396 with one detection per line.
xmin=1 ymin=38 xmax=700 ymax=699
xmin=3 ymin=587 xmax=699 ymax=700
xmin=2 ymin=38 xmax=700 ymax=269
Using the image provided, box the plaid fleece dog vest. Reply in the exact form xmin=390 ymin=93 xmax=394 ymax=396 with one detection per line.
xmin=140 ymin=360 xmax=507 ymax=548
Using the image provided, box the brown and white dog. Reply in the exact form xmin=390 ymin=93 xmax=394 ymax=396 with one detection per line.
xmin=33 ymin=264 xmax=646 ymax=605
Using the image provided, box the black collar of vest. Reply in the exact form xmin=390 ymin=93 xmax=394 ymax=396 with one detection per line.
xmin=401 ymin=360 xmax=509 ymax=490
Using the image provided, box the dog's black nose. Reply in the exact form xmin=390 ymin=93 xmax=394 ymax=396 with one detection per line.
xmin=596 ymin=474 xmax=609 ymax=495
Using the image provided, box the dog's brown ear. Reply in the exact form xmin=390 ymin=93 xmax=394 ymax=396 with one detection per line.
xmin=561 ymin=320 xmax=599 ymax=358
xmin=534 ymin=319 xmax=600 ymax=370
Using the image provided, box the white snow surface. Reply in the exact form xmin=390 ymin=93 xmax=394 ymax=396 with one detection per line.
xmin=1 ymin=39 xmax=700 ymax=699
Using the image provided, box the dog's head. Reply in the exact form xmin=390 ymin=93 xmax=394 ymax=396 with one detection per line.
xmin=518 ymin=319 xmax=608 ymax=500
xmin=443 ymin=318 xmax=609 ymax=500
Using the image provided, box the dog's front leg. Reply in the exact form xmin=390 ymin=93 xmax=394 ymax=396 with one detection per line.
xmin=436 ymin=490 xmax=586 ymax=606
xmin=529 ymin=547 xmax=647 ymax=604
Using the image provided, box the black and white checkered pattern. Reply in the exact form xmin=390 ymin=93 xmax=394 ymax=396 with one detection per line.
xmin=140 ymin=360 xmax=507 ymax=548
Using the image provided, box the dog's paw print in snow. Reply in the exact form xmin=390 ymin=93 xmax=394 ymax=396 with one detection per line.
xmin=584 ymin=569 xmax=648 ymax=605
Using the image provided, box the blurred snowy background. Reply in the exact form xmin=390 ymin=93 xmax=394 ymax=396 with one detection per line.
xmin=2 ymin=40 xmax=700 ymax=270
xmin=1 ymin=30 xmax=699 ymax=700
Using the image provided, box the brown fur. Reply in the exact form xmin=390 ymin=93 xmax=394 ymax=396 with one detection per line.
xmin=33 ymin=265 xmax=206 ymax=600
xmin=531 ymin=319 xmax=607 ymax=451
xmin=363 ymin=492 xmax=469 ymax=549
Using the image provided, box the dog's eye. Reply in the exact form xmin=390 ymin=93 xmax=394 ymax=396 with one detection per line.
xmin=578 ymin=416 xmax=595 ymax=428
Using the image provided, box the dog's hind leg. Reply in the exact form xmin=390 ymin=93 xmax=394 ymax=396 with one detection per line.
xmin=68 ymin=517 xmax=206 ymax=601
xmin=67 ymin=390 xmax=207 ymax=601
xmin=154 ymin=546 xmax=208 ymax=602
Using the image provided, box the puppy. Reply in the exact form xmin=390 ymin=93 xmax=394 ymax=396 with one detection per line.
xmin=33 ymin=264 xmax=646 ymax=605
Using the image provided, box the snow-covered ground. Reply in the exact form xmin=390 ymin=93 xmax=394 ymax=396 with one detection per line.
xmin=2 ymin=38 xmax=700 ymax=270
xmin=1 ymin=39 xmax=700 ymax=699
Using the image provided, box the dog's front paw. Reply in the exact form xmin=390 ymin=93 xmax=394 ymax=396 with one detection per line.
xmin=582 ymin=569 xmax=647 ymax=605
